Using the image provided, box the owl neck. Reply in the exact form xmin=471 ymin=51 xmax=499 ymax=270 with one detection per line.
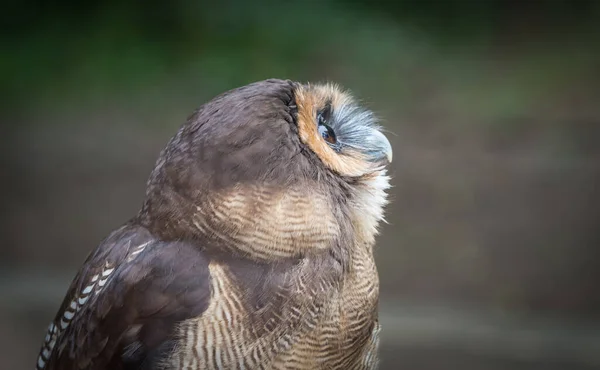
xmin=138 ymin=183 xmax=356 ymax=265
xmin=348 ymin=170 xmax=391 ymax=247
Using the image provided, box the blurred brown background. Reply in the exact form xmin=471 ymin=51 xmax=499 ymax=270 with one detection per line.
xmin=2 ymin=0 xmax=600 ymax=369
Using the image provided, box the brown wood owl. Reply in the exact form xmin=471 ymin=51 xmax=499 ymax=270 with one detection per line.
xmin=35 ymin=79 xmax=393 ymax=370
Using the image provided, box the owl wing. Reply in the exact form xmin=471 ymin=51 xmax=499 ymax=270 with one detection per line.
xmin=35 ymin=224 xmax=211 ymax=370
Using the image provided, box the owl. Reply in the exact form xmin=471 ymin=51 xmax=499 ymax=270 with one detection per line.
xmin=35 ymin=79 xmax=392 ymax=369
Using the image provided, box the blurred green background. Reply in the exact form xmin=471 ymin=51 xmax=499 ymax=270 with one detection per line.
xmin=2 ymin=0 xmax=600 ymax=369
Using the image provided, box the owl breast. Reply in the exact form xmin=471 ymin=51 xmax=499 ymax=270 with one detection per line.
xmin=167 ymin=246 xmax=380 ymax=370
xmin=271 ymin=244 xmax=381 ymax=370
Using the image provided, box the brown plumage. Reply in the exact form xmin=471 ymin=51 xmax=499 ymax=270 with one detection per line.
xmin=35 ymin=79 xmax=393 ymax=370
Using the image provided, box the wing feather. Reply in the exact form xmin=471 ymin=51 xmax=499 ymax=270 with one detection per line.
xmin=35 ymin=224 xmax=211 ymax=370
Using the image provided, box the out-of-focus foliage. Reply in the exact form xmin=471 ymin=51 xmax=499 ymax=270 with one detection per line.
xmin=3 ymin=0 xmax=599 ymax=116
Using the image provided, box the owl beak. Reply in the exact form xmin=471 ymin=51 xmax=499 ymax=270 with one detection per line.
xmin=366 ymin=129 xmax=393 ymax=165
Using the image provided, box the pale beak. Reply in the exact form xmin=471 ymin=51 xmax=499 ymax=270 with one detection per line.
xmin=366 ymin=129 xmax=393 ymax=165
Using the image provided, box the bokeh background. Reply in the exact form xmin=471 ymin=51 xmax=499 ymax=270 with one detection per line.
xmin=2 ymin=0 xmax=600 ymax=369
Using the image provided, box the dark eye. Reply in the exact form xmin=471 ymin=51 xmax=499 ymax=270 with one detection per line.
xmin=318 ymin=123 xmax=337 ymax=144
xmin=317 ymin=103 xmax=337 ymax=145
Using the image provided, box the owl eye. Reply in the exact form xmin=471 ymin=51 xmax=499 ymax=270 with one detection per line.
xmin=317 ymin=105 xmax=336 ymax=145
xmin=318 ymin=123 xmax=337 ymax=144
